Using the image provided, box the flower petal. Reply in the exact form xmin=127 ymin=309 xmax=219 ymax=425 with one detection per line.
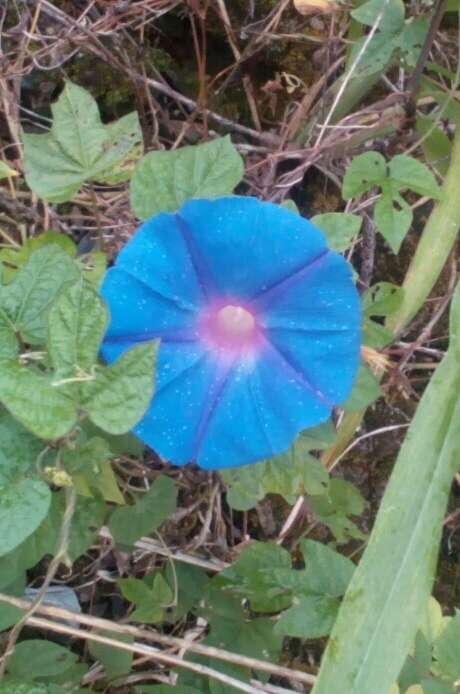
xmin=133 ymin=349 xmax=229 ymax=466
xmin=178 ymin=197 xmax=328 ymax=299
xmin=101 ymin=267 xmax=198 ymax=345
xmin=113 ymin=212 xmax=206 ymax=310
xmin=260 ymin=253 xmax=361 ymax=403
xmin=266 ymin=330 xmax=358 ymax=405
xmin=256 ymin=251 xmax=358 ymax=329
xmin=100 ymin=196 xmax=362 ymax=470
xmin=196 ymin=350 xmax=331 ymax=469
xmin=132 ymin=348 xmax=331 ymax=470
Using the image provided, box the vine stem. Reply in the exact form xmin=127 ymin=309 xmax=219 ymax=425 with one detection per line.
xmin=0 ymin=485 xmax=77 ymax=679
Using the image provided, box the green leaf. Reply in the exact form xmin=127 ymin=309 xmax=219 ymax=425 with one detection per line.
xmin=0 ymin=479 xmax=51 ymax=556
xmin=81 ymin=421 xmax=145 ymax=457
xmin=222 ymin=422 xmax=334 ymax=510
xmin=74 ymin=459 xmax=125 ymax=505
xmin=119 ymin=573 xmax=173 ymax=623
xmin=311 ymin=285 xmax=460 ymax=694
xmin=8 ymin=640 xmax=78 ymax=680
xmin=0 ymin=318 xmax=18 ymax=359
xmin=219 ymin=542 xmax=293 ymax=613
xmin=362 ymin=282 xmax=404 ymax=348
xmin=8 ymin=490 xmax=106 ymax=566
xmin=119 ymin=577 xmax=163 ymax=623
xmin=47 ymin=491 xmax=106 ymax=562
xmin=0 ymin=161 xmax=18 ymax=179
xmin=89 ymin=632 xmax=134 ymax=679
xmin=201 ymin=588 xmax=283 ymax=673
xmin=130 ymin=136 xmax=244 ymax=219
xmin=419 ymin=77 xmax=460 ymax=123
xmin=347 ymin=33 xmax=397 ymax=78
xmin=197 ymin=587 xmax=282 ymax=688
xmin=0 ymin=408 xmax=44 ymax=485
xmin=81 ymin=341 xmax=158 ymax=434
xmin=312 ymin=213 xmax=362 ymax=252
xmin=23 ymin=82 xmax=143 ymax=202
xmin=23 ymin=133 xmax=83 ymax=203
xmin=374 ymin=191 xmax=412 ymax=253
xmin=51 ymin=81 xmax=107 ymax=167
xmin=145 ymin=571 xmax=174 ymax=602
xmin=298 ymin=539 xmax=355 ymax=596
xmin=432 ymin=611 xmax=460 ymax=682
xmin=399 ymin=631 xmax=433 ymax=691
xmin=272 ymin=540 xmax=355 ymax=600
xmin=351 ymin=0 xmax=405 ymax=34
xmin=77 ymin=251 xmax=107 ymax=288
xmin=421 ymin=679 xmax=456 ymax=694
xmin=420 ymin=597 xmax=446 ymax=646
xmin=363 ymin=318 xmax=394 ymax=349
xmin=343 ymin=364 xmax=382 ymax=412
xmin=397 ymin=19 xmax=429 ymax=67
xmin=416 ymin=117 xmax=451 ymax=177
xmin=0 ymin=359 xmax=77 ymax=439
xmin=0 ymin=601 xmax=23 ymax=632
xmin=363 ymin=282 xmax=404 ymax=317
xmin=0 ymin=576 xmax=26 ymax=630
xmin=281 ymin=199 xmax=299 ymax=214
xmin=219 ymin=539 xmax=354 ymax=628
xmin=95 ymin=111 xmax=144 ymax=185
xmin=309 ymin=478 xmax=366 ymax=544
xmin=276 ymin=594 xmax=340 ymax=639
xmin=164 ymin=563 xmax=210 ymax=622
xmin=119 ymin=578 xmax=164 ymax=624
xmin=0 ymin=244 xmax=80 ymax=344
xmin=52 ymin=663 xmax=89 ymax=688
xmin=62 ymin=436 xmax=111 ymax=475
xmin=0 ymin=232 xmax=76 ymax=284
xmin=342 ymin=151 xmax=387 ymax=199
xmin=109 ymin=475 xmax=177 ymax=546
xmin=47 ymin=279 xmax=108 ymax=378
xmin=64 ymin=436 xmax=125 ymax=504
xmin=388 ymin=155 xmax=442 ymax=199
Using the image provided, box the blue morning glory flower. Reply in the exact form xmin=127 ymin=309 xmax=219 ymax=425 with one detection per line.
xmin=101 ymin=196 xmax=361 ymax=470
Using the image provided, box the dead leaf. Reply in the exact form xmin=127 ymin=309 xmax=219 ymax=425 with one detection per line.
xmin=293 ymin=0 xmax=339 ymax=14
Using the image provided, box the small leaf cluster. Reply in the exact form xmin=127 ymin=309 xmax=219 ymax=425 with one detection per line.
xmin=343 ymin=151 xmax=441 ymax=253
xmin=395 ymin=600 xmax=460 ymax=694
xmin=349 ymin=0 xmax=429 ymax=76
xmin=0 ymin=242 xmax=158 ymax=443
xmin=218 ymin=540 xmax=355 ymax=639
xmin=0 ymin=235 xmax=158 ymax=574
xmin=222 ymin=414 xmax=371 ymax=544
xmin=23 ymin=81 xmax=143 ymax=202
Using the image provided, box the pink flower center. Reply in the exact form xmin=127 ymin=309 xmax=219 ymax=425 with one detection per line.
xmin=216 ymin=305 xmax=255 ymax=342
xmin=199 ymin=302 xmax=261 ymax=355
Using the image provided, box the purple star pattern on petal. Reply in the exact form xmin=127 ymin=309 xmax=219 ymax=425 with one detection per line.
xmin=101 ymin=196 xmax=361 ymax=469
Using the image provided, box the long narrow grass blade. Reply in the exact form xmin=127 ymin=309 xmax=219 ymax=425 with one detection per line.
xmin=312 ymin=287 xmax=460 ymax=694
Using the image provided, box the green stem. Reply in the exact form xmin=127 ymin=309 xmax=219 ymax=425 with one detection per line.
xmin=388 ymin=117 xmax=460 ymax=335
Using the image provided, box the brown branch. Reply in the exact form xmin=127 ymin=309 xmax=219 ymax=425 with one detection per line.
xmin=406 ymin=0 xmax=448 ymax=105
xmin=0 ymin=593 xmax=316 ymax=689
